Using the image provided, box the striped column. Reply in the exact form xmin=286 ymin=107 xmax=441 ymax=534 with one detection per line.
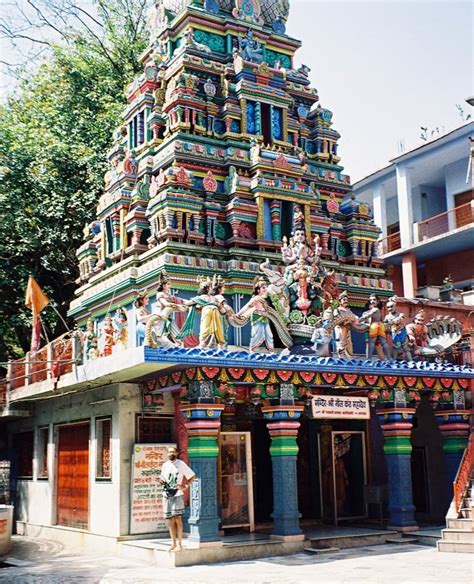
xmin=377 ymin=409 xmax=418 ymax=532
xmin=180 ymin=403 xmax=224 ymax=546
xmin=435 ymin=410 xmax=470 ymax=488
xmin=262 ymin=405 xmax=304 ymax=539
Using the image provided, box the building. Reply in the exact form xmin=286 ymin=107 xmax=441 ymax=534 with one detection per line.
xmin=2 ymin=0 xmax=473 ymax=562
xmin=353 ymin=122 xmax=474 ymax=301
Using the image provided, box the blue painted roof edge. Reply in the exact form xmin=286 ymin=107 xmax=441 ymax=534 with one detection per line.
xmin=144 ymin=347 xmax=474 ymax=379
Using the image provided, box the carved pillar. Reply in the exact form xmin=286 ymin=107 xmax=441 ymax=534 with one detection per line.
xmin=262 ymin=395 xmax=304 ymax=540
xmin=434 ymin=390 xmax=470 ymax=488
xmin=270 ymin=200 xmax=281 ymax=241
xmin=377 ymin=408 xmax=418 ymax=532
xmin=180 ymin=380 xmax=224 ymax=546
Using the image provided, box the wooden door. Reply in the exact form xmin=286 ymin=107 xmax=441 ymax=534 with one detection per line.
xmin=57 ymin=423 xmax=90 ymax=529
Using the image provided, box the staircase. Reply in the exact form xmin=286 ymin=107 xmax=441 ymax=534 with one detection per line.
xmin=438 ymin=435 xmax=474 ymax=554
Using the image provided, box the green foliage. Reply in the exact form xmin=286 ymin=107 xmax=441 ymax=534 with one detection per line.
xmin=0 ymin=2 xmax=148 ymax=364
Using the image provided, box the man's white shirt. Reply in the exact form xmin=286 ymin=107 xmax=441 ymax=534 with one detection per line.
xmin=161 ymin=459 xmax=195 ymax=497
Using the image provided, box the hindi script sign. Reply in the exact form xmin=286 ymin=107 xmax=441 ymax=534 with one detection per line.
xmin=311 ymin=395 xmax=370 ymax=419
xmin=130 ymin=443 xmax=175 ymax=534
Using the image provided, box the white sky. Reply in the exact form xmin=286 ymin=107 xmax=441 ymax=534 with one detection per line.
xmin=1 ymin=0 xmax=472 ymax=182
xmin=288 ymin=0 xmax=473 ymax=181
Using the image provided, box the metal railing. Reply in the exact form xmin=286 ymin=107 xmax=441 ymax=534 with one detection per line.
xmin=453 ymin=433 xmax=474 ymax=514
xmin=5 ymin=333 xmax=78 ymax=392
xmin=418 ymin=201 xmax=474 ymax=241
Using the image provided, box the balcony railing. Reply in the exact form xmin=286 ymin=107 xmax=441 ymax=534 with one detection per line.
xmin=378 ymin=201 xmax=474 ymax=255
xmin=378 ymin=231 xmax=401 ymax=255
xmin=5 ymin=333 xmax=79 ymax=392
xmin=417 ymin=201 xmax=474 ymax=241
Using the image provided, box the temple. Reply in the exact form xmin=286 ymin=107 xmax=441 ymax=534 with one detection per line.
xmin=2 ymin=0 xmax=473 ymax=561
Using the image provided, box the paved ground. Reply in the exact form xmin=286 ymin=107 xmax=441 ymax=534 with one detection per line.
xmin=0 ymin=536 xmax=472 ymax=584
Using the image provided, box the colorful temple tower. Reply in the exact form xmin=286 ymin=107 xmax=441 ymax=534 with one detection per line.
xmin=72 ymin=0 xmax=387 ymax=337
xmin=4 ymin=0 xmax=473 ymax=559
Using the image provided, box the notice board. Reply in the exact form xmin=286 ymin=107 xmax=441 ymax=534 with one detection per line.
xmin=130 ymin=443 xmax=175 ymax=534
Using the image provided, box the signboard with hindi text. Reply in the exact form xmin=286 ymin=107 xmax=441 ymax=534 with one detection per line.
xmin=130 ymin=443 xmax=175 ymax=534
xmin=311 ymin=395 xmax=370 ymax=419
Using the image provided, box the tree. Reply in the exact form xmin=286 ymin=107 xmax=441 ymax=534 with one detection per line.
xmin=0 ymin=0 xmax=149 ymax=364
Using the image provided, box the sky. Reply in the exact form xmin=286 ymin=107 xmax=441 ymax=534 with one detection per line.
xmin=287 ymin=0 xmax=473 ymax=181
xmin=0 ymin=0 xmax=472 ymax=182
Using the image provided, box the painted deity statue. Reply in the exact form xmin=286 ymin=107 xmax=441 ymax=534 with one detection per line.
xmin=134 ymin=291 xmax=151 ymax=346
xmin=359 ymin=294 xmax=391 ymax=359
xmin=114 ymin=307 xmax=128 ymax=350
xmin=259 ymin=259 xmax=291 ymax=321
xmin=84 ymin=318 xmax=99 ymax=360
xmin=406 ymin=310 xmax=429 ymax=356
xmin=238 ymin=30 xmax=264 ymax=63
xmin=333 ymin=291 xmax=362 ymax=358
xmin=101 ymin=314 xmax=116 ymax=357
xmin=383 ymin=297 xmax=412 ymax=361
xmin=209 ymin=279 xmax=248 ymax=348
xmin=177 ymin=278 xmax=224 ymax=349
xmin=147 ymin=273 xmax=188 ymax=348
xmin=238 ymin=279 xmax=275 ymax=352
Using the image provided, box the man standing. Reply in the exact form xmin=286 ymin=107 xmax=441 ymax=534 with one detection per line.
xmin=159 ymin=446 xmax=195 ymax=551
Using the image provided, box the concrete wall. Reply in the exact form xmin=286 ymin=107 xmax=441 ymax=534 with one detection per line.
xmin=444 ymin=159 xmax=470 ymax=201
xmin=8 ymin=383 xmax=143 ymax=537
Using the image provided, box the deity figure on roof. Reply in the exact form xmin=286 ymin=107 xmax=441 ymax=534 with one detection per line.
xmin=383 ymin=297 xmax=412 ymax=361
xmin=145 ymin=273 xmax=188 ymax=349
xmin=238 ymin=30 xmax=264 ymax=63
xmin=237 ymin=277 xmax=292 ymax=352
xmin=359 ymin=294 xmax=391 ymax=360
xmin=406 ymin=310 xmax=429 ymax=356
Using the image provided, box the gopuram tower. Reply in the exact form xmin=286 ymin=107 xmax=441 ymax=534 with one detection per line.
xmin=71 ymin=0 xmax=390 ymax=351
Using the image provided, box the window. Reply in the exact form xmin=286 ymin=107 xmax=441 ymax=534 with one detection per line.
xmin=37 ymin=427 xmax=49 ymax=479
xmin=136 ymin=415 xmax=172 ymax=444
xmin=261 ymin=103 xmax=271 ymax=143
xmin=96 ymin=417 xmax=112 ymax=480
xmin=15 ymin=431 xmax=34 ymax=479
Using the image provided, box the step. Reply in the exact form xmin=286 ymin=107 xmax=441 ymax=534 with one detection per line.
xmin=437 ymin=540 xmax=474 ymax=554
xmin=459 ymin=508 xmax=472 ymax=519
xmin=308 ymin=530 xmax=398 ymax=550
xmin=118 ymin=537 xmax=307 ymax=567
xmin=447 ymin=518 xmax=474 ymax=531
xmin=304 ymin=546 xmax=340 ymax=555
xmin=441 ymin=529 xmax=474 ymax=544
xmin=413 ymin=532 xmax=441 ymax=547
xmin=385 ymin=536 xmax=419 ymax=545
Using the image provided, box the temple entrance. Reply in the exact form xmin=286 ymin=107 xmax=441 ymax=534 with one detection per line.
xmin=253 ymin=420 xmax=273 ymax=523
xmin=318 ymin=424 xmax=368 ymax=524
xmin=218 ymin=432 xmax=255 ymax=531
xmin=56 ymin=422 xmax=90 ymax=529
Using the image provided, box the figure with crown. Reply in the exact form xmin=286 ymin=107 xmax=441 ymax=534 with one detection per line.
xmin=144 ymin=272 xmax=188 ymax=348
xmin=359 ymin=294 xmax=391 ymax=359
xmin=176 ymin=275 xmax=223 ymax=349
xmin=384 ymin=297 xmax=412 ymax=360
xmin=237 ymin=277 xmax=293 ymax=352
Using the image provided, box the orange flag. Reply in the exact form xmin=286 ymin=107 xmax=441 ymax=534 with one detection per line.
xmin=25 ymin=276 xmax=50 ymax=351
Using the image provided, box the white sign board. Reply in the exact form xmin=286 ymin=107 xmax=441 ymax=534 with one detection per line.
xmin=311 ymin=395 xmax=370 ymax=419
xmin=130 ymin=443 xmax=175 ymax=534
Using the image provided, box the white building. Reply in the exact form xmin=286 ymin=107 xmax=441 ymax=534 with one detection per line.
xmin=353 ymin=122 xmax=473 ymax=301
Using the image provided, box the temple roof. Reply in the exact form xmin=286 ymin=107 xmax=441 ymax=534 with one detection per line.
xmin=144 ymin=347 xmax=474 ymax=379
xmin=162 ymin=0 xmax=290 ymax=26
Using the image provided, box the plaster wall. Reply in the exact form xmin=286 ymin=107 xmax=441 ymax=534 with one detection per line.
xmin=385 ymin=195 xmax=399 ymax=228
xmin=8 ymin=383 xmax=142 ymax=537
xmin=444 ymin=159 xmax=470 ymax=201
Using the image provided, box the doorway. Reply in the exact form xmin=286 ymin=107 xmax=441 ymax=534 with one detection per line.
xmin=56 ymin=423 xmax=90 ymax=529
xmin=219 ymin=432 xmax=254 ymax=531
